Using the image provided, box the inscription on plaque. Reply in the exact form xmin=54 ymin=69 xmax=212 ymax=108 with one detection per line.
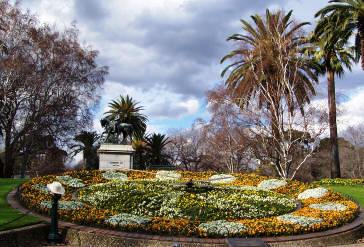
xmin=98 ymin=144 xmax=134 ymax=170
xmin=110 ymin=161 xmax=124 ymax=167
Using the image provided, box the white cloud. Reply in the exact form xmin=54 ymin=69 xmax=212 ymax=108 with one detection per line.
xmin=178 ymin=99 xmax=199 ymax=115
xmin=93 ymin=81 xmax=200 ymax=131
xmin=17 ymin=0 xmax=362 ymax=134
xmin=338 ymin=87 xmax=364 ymax=132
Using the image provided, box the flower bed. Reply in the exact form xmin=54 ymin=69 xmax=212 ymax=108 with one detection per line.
xmin=18 ymin=170 xmax=359 ymax=238
xmin=318 ymin=178 xmax=364 ymax=186
xmin=257 ymin=179 xmax=287 ymax=190
xmin=102 ymin=171 xmax=128 ymax=181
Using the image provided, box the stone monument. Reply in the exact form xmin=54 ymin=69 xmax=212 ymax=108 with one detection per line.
xmin=98 ymin=116 xmax=135 ymax=170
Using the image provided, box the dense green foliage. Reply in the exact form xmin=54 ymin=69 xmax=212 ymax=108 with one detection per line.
xmin=19 ymin=170 xmax=359 ymax=237
xmin=78 ymin=180 xmax=296 ymax=221
xmin=71 ymin=131 xmax=100 ymax=169
xmin=315 ymin=0 xmax=364 ymax=69
xmin=145 ymin=133 xmax=171 ymax=167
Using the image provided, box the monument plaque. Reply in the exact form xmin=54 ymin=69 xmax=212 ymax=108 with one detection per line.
xmin=98 ymin=144 xmax=134 ymax=170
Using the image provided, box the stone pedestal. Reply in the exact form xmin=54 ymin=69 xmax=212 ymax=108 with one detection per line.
xmin=97 ymin=144 xmax=134 ymax=170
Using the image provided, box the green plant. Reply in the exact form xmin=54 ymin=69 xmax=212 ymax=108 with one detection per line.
xmin=221 ymin=9 xmax=319 ymax=113
xmin=145 ymin=133 xmax=171 ymax=168
xmin=315 ymin=0 xmax=364 ymax=70
xmin=18 ymin=171 xmax=360 ymax=237
xmin=104 ymin=95 xmax=147 ymax=139
xmin=71 ymin=131 xmax=100 ymax=169
xmin=311 ymin=18 xmax=356 ymax=178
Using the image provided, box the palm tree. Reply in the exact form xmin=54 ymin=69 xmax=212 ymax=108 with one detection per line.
xmin=315 ymin=0 xmax=364 ymax=70
xmin=71 ymin=131 xmax=100 ymax=169
xmin=312 ymin=18 xmax=356 ymax=178
xmin=221 ymin=9 xmax=319 ymax=113
xmin=145 ymin=133 xmax=171 ymax=168
xmin=132 ymin=137 xmax=147 ymax=169
xmin=104 ymin=95 xmax=147 ymax=139
xmin=221 ymin=9 xmax=320 ymax=172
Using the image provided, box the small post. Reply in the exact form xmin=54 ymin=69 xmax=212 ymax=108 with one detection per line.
xmin=48 ymin=193 xmax=61 ymax=243
xmin=46 ymin=181 xmax=65 ymax=244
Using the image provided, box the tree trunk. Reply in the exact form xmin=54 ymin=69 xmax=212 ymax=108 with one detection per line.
xmin=327 ymin=70 xmax=341 ymax=178
xmin=20 ymin=152 xmax=29 ymax=178
xmin=20 ymin=143 xmax=32 ymax=178
xmin=4 ymin=147 xmax=15 ymax=178
xmin=0 ymin=157 xmax=4 ymax=177
xmin=4 ymin=130 xmax=15 ymax=178
xmin=359 ymin=16 xmax=364 ymax=70
xmin=361 ymin=33 xmax=364 ymax=70
xmin=270 ymin=102 xmax=283 ymax=177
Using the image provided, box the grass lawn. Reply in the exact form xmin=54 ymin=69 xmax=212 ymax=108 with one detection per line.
xmin=0 ymin=178 xmax=41 ymax=231
xmin=324 ymin=184 xmax=364 ymax=207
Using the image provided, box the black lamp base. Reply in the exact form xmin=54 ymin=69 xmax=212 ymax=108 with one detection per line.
xmin=48 ymin=232 xmax=62 ymax=244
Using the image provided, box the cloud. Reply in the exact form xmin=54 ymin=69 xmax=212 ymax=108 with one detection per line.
xmin=92 ymin=81 xmax=201 ymax=133
xmin=17 ymin=0 xmax=363 ymax=133
xmin=74 ymin=0 xmax=108 ymax=21
xmin=338 ymin=87 xmax=364 ymax=132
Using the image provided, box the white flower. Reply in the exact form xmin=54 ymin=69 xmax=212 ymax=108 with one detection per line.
xmin=309 ymin=202 xmax=347 ymax=211
xmin=257 ymin=179 xmax=287 ymax=190
xmin=40 ymin=200 xmax=84 ymax=210
xmin=297 ymin=187 xmax=328 ymax=200
xmin=102 ymin=171 xmax=128 ymax=181
xmin=198 ymin=220 xmax=247 ymax=236
xmin=31 ymin=184 xmax=49 ymax=194
xmin=277 ymin=214 xmax=323 ymax=226
xmin=227 ymin=185 xmax=267 ymax=191
xmin=209 ymin=174 xmax=236 ymax=184
xmin=105 ymin=213 xmax=150 ymax=226
xmin=56 ymin=175 xmax=85 ymax=188
xmin=155 ymin=170 xmax=181 ymax=181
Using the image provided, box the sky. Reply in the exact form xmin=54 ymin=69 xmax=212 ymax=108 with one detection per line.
xmin=17 ymin=0 xmax=363 ymax=135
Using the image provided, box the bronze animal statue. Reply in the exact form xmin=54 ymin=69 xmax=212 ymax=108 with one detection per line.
xmin=100 ymin=117 xmax=134 ymax=144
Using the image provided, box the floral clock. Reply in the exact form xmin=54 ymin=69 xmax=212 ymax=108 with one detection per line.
xmin=19 ymin=170 xmax=359 ymax=237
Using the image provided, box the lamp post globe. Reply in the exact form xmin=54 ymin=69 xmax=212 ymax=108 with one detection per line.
xmin=46 ymin=181 xmax=65 ymax=244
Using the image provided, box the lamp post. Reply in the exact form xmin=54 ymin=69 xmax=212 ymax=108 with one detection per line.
xmin=46 ymin=181 xmax=65 ymax=244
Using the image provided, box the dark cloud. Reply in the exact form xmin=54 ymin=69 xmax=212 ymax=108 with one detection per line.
xmin=22 ymin=0 xmax=361 ymax=130
xmin=89 ymin=0 xmax=286 ymax=97
xmin=74 ymin=0 xmax=108 ymax=21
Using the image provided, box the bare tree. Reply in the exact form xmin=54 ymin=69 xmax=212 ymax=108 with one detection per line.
xmin=203 ymin=85 xmax=254 ymax=173
xmin=166 ymin=121 xmax=206 ymax=171
xmin=341 ymin=124 xmax=364 ymax=177
xmin=342 ymin=125 xmax=364 ymax=147
xmin=233 ymin=43 xmax=328 ymax=179
xmin=0 ymin=1 xmax=107 ymax=177
xmin=242 ymin=96 xmax=327 ymax=179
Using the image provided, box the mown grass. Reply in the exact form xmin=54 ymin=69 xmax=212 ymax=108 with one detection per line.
xmin=0 ymin=178 xmax=41 ymax=231
xmin=324 ymin=184 xmax=364 ymax=207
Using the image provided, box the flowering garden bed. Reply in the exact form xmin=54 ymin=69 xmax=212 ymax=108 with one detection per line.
xmin=18 ymin=170 xmax=359 ymax=238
